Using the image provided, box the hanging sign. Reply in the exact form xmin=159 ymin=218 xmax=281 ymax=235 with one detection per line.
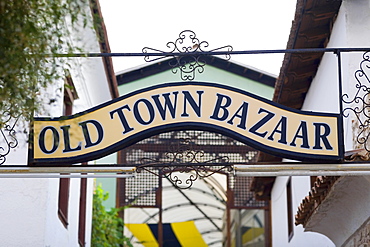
xmin=30 ymin=82 xmax=343 ymax=165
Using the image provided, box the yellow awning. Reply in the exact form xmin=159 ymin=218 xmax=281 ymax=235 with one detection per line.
xmin=126 ymin=221 xmax=207 ymax=247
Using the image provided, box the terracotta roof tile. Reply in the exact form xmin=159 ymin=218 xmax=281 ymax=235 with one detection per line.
xmin=344 ymin=149 xmax=370 ymax=161
xmin=295 ymin=149 xmax=369 ymax=226
xmin=295 ymin=176 xmax=339 ymax=226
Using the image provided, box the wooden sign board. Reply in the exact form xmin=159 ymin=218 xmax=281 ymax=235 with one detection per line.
xmin=30 ymin=82 xmax=343 ymax=165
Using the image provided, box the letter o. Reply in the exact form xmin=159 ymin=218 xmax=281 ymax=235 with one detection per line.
xmin=39 ymin=126 xmax=60 ymax=154
xmin=133 ymin=99 xmax=155 ymax=125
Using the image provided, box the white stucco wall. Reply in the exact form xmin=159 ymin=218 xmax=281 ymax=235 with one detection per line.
xmin=270 ymin=1 xmax=370 ymax=246
xmin=269 ymin=6 xmax=346 ymax=246
xmin=0 ymin=4 xmax=112 ymax=247
xmin=302 ymin=1 xmax=370 ymax=245
xmin=0 ymin=179 xmax=49 ymax=246
xmin=271 ymin=176 xmax=334 ymax=247
xmin=303 ymin=0 xmax=370 ymax=152
xmin=302 ymin=1 xmax=350 ymax=150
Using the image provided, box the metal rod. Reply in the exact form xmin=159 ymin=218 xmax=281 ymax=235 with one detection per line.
xmin=0 ymin=166 xmax=136 ymax=173
xmin=226 ymin=175 xmax=231 ymax=247
xmin=0 ymin=174 xmax=135 ymax=178
xmin=235 ymin=163 xmax=370 ymax=171
xmin=335 ymin=49 xmax=345 ymax=161
xmin=234 ymin=164 xmax=370 ymax=176
xmin=45 ymin=47 xmax=370 ymax=58
xmin=158 ymin=174 xmax=163 ymax=247
xmin=236 ymin=170 xmax=370 ymax=176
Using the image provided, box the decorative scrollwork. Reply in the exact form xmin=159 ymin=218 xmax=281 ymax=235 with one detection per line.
xmin=142 ymin=30 xmax=233 ymax=81
xmin=0 ymin=114 xmax=19 ymax=165
xmin=343 ymin=51 xmax=370 ymax=151
xmin=161 ymin=165 xmax=233 ymax=190
xmin=137 ymin=138 xmax=232 ymax=189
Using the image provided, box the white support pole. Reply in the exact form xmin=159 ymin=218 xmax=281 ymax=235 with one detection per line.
xmin=234 ymin=163 xmax=370 ymax=176
xmin=0 ymin=166 xmax=136 ymax=178
xmin=0 ymin=174 xmax=135 ymax=178
xmin=0 ymin=166 xmax=136 ymax=174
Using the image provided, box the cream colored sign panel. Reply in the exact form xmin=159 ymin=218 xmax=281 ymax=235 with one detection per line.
xmin=31 ymin=82 xmax=342 ymax=164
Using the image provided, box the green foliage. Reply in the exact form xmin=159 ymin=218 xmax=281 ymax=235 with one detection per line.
xmin=0 ymin=0 xmax=89 ymax=125
xmin=91 ymin=184 xmax=133 ymax=247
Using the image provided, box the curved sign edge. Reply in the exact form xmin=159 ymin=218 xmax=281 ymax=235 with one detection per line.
xmin=29 ymin=81 xmax=344 ymax=165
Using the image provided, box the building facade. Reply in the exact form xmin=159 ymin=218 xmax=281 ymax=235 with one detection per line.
xmin=252 ymin=0 xmax=370 ymax=246
xmin=4 ymin=0 xmax=369 ymax=246
xmin=0 ymin=1 xmax=117 ymax=246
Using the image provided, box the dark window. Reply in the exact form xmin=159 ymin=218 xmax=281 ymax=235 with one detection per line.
xmin=58 ymin=176 xmax=70 ymax=228
xmin=287 ymin=177 xmax=294 ymax=241
xmin=58 ymin=72 xmax=79 ymax=228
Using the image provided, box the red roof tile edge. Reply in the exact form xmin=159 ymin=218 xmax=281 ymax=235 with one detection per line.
xmin=295 ymin=149 xmax=370 ymax=226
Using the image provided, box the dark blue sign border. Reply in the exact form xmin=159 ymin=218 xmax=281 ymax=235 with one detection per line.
xmin=29 ymin=81 xmax=344 ymax=165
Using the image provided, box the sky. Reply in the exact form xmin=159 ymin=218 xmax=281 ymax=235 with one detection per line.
xmin=99 ymin=0 xmax=297 ymax=76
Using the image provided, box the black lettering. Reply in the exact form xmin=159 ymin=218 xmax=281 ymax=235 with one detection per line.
xmin=110 ymin=105 xmax=134 ymax=134
xmin=61 ymin=125 xmax=82 ymax=153
xmin=313 ymin=123 xmax=333 ymax=150
xmin=210 ymin=93 xmax=232 ymax=121
xmin=152 ymin=92 xmax=178 ymax=120
xmin=79 ymin=120 xmax=104 ymax=148
xmin=181 ymin=91 xmax=203 ymax=117
xmin=39 ymin=126 xmax=59 ymax=154
xmin=249 ymin=108 xmax=275 ymax=138
xmin=227 ymin=102 xmax=249 ymax=130
xmin=267 ymin=116 xmax=288 ymax=144
xmin=290 ymin=121 xmax=310 ymax=148
xmin=133 ymin=99 xmax=155 ymax=125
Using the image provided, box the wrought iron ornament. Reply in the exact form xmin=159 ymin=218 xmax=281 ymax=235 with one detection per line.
xmin=0 ymin=115 xmax=19 ymax=165
xmin=142 ymin=30 xmax=233 ymax=81
xmin=343 ymin=51 xmax=370 ymax=151
xmin=138 ymin=138 xmax=232 ymax=189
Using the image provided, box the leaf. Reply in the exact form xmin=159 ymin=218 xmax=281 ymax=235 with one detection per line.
xmin=91 ymin=184 xmax=133 ymax=247
xmin=0 ymin=0 xmax=91 ymax=125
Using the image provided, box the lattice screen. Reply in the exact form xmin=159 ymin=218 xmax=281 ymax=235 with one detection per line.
xmin=122 ymin=130 xmax=258 ymax=165
xmin=228 ymin=176 xmax=269 ymax=208
xmin=121 ymin=167 xmax=159 ymax=207
xmin=121 ymin=130 xmax=266 ymax=209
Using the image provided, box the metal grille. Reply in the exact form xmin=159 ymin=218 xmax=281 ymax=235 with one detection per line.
xmin=122 ymin=130 xmax=263 ymax=207
xmin=124 ymin=167 xmax=159 ymax=207
xmin=229 ymin=176 xmax=268 ymax=208
xmin=122 ymin=130 xmax=258 ymax=165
